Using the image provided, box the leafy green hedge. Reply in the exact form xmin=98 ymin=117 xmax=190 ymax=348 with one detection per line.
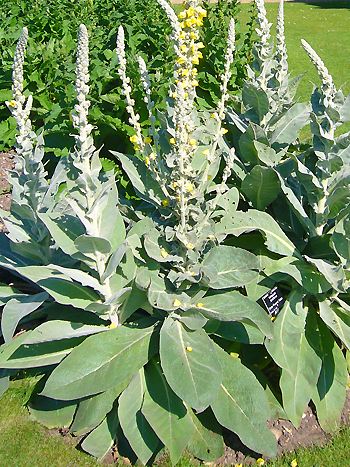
xmin=0 ymin=0 xmax=255 ymax=159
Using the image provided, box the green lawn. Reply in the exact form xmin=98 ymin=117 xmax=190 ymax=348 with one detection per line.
xmin=1 ymin=2 xmax=350 ymax=466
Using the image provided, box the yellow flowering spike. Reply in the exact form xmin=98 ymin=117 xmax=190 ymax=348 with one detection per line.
xmin=160 ymin=248 xmax=169 ymax=258
xmin=161 ymin=199 xmax=169 ymax=207
xmin=196 ymin=302 xmax=204 ymax=308
xmin=169 ymin=137 xmax=176 ymax=145
xmin=130 ymin=134 xmax=138 ymax=144
xmin=221 ymin=128 xmax=228 ymax=135
xmin=186 ymin=346 xmax=193 ymax=352
xmin=189 ymin=139 xmax=197 ymax=147
xmin=202 ymin=148 xmax=210 ymax=156
xmin=173 ymin=298 xmax=182 ymax=307
xmin=8 ymin=100 xmax=16 ymax=108
xmin=144 ymin=136 xmax=152 ymax=144
xmin=256 ymin=459 xmax=265 ymax=466
xmin=291 ymin=460 xmax=298 ymax=467
xmin=109 ymin=322 xmax=117 ymax=329
xmin=186 ymin=242 xmax=194 ymax=250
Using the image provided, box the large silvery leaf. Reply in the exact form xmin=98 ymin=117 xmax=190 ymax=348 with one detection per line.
xmin=319 ymin=299 xmax=350 ymax=349
xmin=160 ymin=317 xmax=222 ymax=410
xmin=266 ymin=291 xmax=322 ymax=426
xmin=206 ymin=320 xmax=264 ymax=345
xmin=23 ymin=320 xmax=106 ymax=344
xmin=71 ymin=379 xmax=129 ymax=436
xmin=242 ymin=82 xmax=269 ymax=122
xmin=187 ymin=409 xmax=224 ymax=462
xmin=190 ymin=292 xmax=272 ymax=339
xmin=311 ymin=315 xmax=348 ymax=432
xmin=0 ymin=257 xmax=100 ymax=310
xmin=219 ymin=210 xmax=297 ymax=257
xmin=1 ymin=292 xmax=48 ymax=342
xmin=81 ymin=410 xmax=119 ymax=460
xmin=201 ymin=245 xmax=259 ymax=289
xmin=271 ymin=103 xmax=310 ymax=145
xmin=241 ymin=166 xmax=280 ymax=210
xmin=118 ymin=370 xmax=160 ymax=465
xmin=111 ymin=151 xmax=163 ymax=206
xmin=142 ymin=360 xmax=194 ymax=465
xmin=211 ymin=345 xmax=276 ymax=457
xmin=0 ymin=371 xmax=9 ymax=398
xmin=29 ymin=395 xmax=77 ymax=429
xmin=41 ymin=322 xmax=157 ymax=400
xmin=74 ymin=235 xmax=112 ymax=258
xmin=0 ymin=334 xmax=81 ymax=369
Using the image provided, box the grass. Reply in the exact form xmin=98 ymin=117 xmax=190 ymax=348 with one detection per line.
xmin=1 ymin=379 xmax=350 ymax=467
xmin=1 ymin=2 xmax=350 ymax=466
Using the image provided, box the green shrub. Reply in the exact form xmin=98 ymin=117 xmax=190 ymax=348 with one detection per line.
xmin=0 ymin=0 xmax=255 ymax=159
xmin=0 ymin=0 xmax=349 ymax=465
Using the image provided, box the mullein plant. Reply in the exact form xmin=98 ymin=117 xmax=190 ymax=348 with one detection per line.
xmin=1 ymin=1 xmax=350 ymax=465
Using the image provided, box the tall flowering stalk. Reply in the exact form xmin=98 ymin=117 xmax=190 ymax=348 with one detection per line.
xmin=116 ymin=0 xmax=237 ymax=274
xmin=301 ymin=39 xmax=339 ymax=235
xmin=5 ymin=28 xmax=47 ymax=210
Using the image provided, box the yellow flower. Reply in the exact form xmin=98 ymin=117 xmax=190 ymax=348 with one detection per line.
xmin=180 ymin=44 xmax=188 ymax=53
xmin=8 ymin=100 xmax=16 ymax=108
xmin=185 ymin=18 xmax=195 ymax=28
xmin=197 ymin=51 xmax=203 ymax=59
xmin=192 ymin=68 xmax=198 ymax=75
xmin=180 ymin=21 xmax=186 ymax=29
xmin=196 ymin=302 xmax=204 ymax=308
xmin=184 ymin=92 xmax=189 ymax=99
xmin=109 ymin=322 xmax=117 ymax=329
xmin=202 ymin=148 xmax=210 ymax=156
xmin=161 ymin=199 xmax=169 ymax=207
xmin=179 ymin=31 xmax=186 ymax=40
xmin=188 ymin=139 xmax=197 ymax=147
xmin=149 ymin=152 xmax=156 ymax=160
xmin=144 ymin=136 xmax=152 ymax=144
xmin=160 ymin=248 xmax=169 ymax=258
xmin=171 ymin=91 xmax=178 ymax=98
xmin=191 ymin=80 xmax=199 ymax=87
xmin=185 ymin=182 xmax=195 ymax=193
xmin=211 ymin=112 xmax=218 ymax=119
xmin=230 ymin=352 xmax=239 ymax=358
xmin=197 ymin=42 xmax=205 ymax=49
xmin=173 ymin=298 xmax=182 ymax=307
xmin=271 ymin=315 xmax=276 ymax=321
xmin=186 ymin=346 xmax=193 ymax=352
xmin=169 ymin=137 xmax=176 ymax=145
xmin=145 ymin=156 xmax=150 ymax=166
xmin=256 ymin=459 xmax=265 ymax=466
xmin=234 ymin=464 xmax=243 ymax=467
xmin=190 ymin=31 xmax=198 ymax=40
xmin=221 ymin=128 xmax=228 ymax=135
xmin=130 ymin=134 xmax=138 ymax=144
xmin=134 ymin=145 xmax=140 ymax=151
xmin=187 ymin=6 xmax=195 ymax=17
xmin=178 ymin=11 xmax=187 ymax=19
xmin=171 ymin=181 xmax=178 ymax=189
xmin=186 ymin=242 xmax=194 ymax=250
xmin=181 ymin=69 xmax=190 ymax=77
xmin=291 ymin=460 xmax=298 ymax=467
xmin=192 ymin=57 xmax=199 ymax=65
